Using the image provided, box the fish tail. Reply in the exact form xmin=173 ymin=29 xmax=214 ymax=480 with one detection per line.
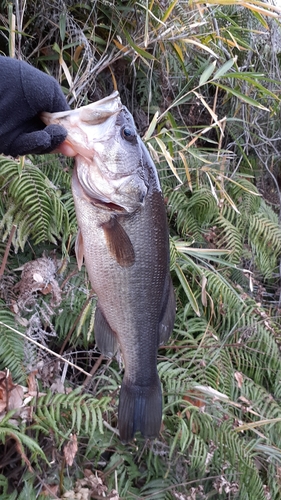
xmin=118 ymin=376 xmax=162 ymax=443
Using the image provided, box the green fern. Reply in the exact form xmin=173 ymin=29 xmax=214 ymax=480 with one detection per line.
xmin=0 ymin=303 xmax=26 ymax=384
xmin=213 ymin=213 xmax=243 ymax=263
xmin=249 ymin=209 xmax=281 ymax=279
xmin=33 ymin=388 xmax=111 ymax=442
xmin=0 ymin=412 xmax=47 ymax=463
xmin=0 ymin=156 xmax=74 ymax=253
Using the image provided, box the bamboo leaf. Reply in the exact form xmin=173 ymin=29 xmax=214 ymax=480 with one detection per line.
xmin=113 ymin=38 xmax=128 ymax=53
xmin=199 ymin=60 xmax=217 ymax=86
xmin=154 ymin=137 xmax=182 ymax=184
xmin=182 ymin=38 xmax=218 ymax=58
xmin=220 ymin=73 xmax=280 ymax=101
xmin=144 ymin=111 xmax=159 ymax=141
xmin=161 ymin=0 xmax=178 ymax=22
xmin=123 ymin=29 xmax=155 ymax=60
xmin=213 ymin=56 xmax=237 ymax=80
xmin=193 ymin=0 xmax=281 ymax=17
xmin=172 ymin=42 xmax=185 ymax=63
xmin=213 ymin=83 xmax=270 ymax=110
xmin=235 ymin=417 xmax=281 ymax=433
xmin=59 ymin=56 xmax=74 ymax=91
xmin=178 ymin=151 xmax=192 ymax=191
xmin=175 ymin=264 xmax=201 ymax=316
xmin=59 ymin=12 xmax=66 ymax=43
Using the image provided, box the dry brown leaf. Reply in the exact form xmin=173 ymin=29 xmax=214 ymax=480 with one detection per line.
xmin=183 ymin=389 xmax=206 ymax=409
xmin=8 ymin=384 xmax=24 ymax=412
xmin=238 ymin=395 xmax=251 ymax=406
xmin=108 ymin=490 xmax=120 ymax=500
xmin=0 ymin=370 xmax=25 ymax=417
xmin=77 ymin=472 xmax=107 ymax=497
xmin=62 ymin=491 xmax=76 ymax=499
xmin=63 ymin=433 xmax=78 ymax=466
xmin=201 ymin=275 xmax=208 ymax=307
xmin=27 ymin=372 xmax=37 ymax=394
xmin=234 ymin=371 xmax=243 ymax=389
xmin=14 ymin=257 xmax=62 ymax=309
xmin=40 ymin=483 xmax=59 ymax=497
xmin=62 ymin=471 xmax=120 ymax=500
xmin=50 ymin=377 xmax=65 ymax=394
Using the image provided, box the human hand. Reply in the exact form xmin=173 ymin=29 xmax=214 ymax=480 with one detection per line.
xmin=0 ymin=56 xmax=70 ymax=157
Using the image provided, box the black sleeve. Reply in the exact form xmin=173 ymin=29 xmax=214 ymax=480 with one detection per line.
xmin=0 ymin=56 xmax=70 ymax=156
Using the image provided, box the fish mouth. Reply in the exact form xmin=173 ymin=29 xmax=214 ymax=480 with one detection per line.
xmin=89 ymin=195 xmax=145 ymax=214
xmin=73 ymin=163 xmax=145 ymax=214
xmin=89 ymin=198 xmax=128 ymax=213
xmin=79 ymin=168 xmax=147 ymax=214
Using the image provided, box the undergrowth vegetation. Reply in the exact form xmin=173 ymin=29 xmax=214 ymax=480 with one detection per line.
xmin=1 ymin=0 xmax=281 ymax=498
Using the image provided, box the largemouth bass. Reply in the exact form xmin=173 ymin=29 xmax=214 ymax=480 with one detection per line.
xmin=42 ymin=92 xmax=176 ymax=442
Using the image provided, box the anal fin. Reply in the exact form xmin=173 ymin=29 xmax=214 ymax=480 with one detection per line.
xmin=101 ymin=216 xmax=135 ymax=267
xmin=94 ymin=304 xmax=118 ymax=357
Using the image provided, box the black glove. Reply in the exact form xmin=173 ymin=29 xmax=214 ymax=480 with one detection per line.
xmin=0 ymin=56 xmax=70 ymax=157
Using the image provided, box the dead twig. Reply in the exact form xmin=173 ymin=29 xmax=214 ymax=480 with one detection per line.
xmin=0 ymin=321 xmax=91 ymax=377
xmin=83 ymin=354 xmax=104 ymax=389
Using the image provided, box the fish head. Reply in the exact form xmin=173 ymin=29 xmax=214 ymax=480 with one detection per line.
xmin=41 ymin=92 xmax=148 ymax=213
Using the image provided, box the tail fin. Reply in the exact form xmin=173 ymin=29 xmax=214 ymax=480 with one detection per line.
xmin=118 ymin=376 xmax=162 ymax=443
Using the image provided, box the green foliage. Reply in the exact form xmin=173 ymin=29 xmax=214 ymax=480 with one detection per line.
xmin=0 ymin=411 xmax=48 ymax=463
xmin=0 ymin=302 xmax=26 ymax=383
xmin=33 ymin=388 xmax=110 ymax=442
xmin=0 ymin=156 xmax=75 ymax=254
xmin=249 ymin=207 xmax=281 ymax=279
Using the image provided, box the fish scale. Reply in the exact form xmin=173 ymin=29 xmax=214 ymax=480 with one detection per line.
xmin=41 ymin=94 xmax=176 ymax=442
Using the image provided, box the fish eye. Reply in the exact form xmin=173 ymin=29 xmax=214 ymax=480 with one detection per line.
xmin=121 ymin=126 xmax=136 ymax=142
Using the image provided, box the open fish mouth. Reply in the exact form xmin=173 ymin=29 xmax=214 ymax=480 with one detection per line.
xmin=85 ymin=187 xmax=145 ymax=214
xmin=89 ymin=198 xmax=131 ymax=213
xmin=40 ymin=91 xmax=122 ymax=156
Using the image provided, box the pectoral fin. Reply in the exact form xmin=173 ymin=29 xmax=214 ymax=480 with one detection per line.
xmin=75 ymin=228 xmax=84 ymax=271
xmin=101 ymin=217 xmax=135 ymax=267
xmin=94 ymin=304 xmax=118 ymax=357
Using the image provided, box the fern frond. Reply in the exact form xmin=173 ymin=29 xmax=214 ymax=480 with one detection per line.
xmin=166 ymin=186 xmax=218 ymax=243
xmin=0 ymin=415 xmax=47 ymax=463
xmin=0 ymin=303 xmax=26 ymax=384
xmin=229 ymin=314 xmax=281 ymax=386
xmin=33 ymin=388 xmax=111 ymax=442
xmin=0 ymin=156 xmax=74 ymax=252
xmin=214 ymin=213 xmax=243 ymax=264
xmin=228 ymin=175 xmax=261 ymax=217
xmin=249 ymin=211 xmax=281 ymax=278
